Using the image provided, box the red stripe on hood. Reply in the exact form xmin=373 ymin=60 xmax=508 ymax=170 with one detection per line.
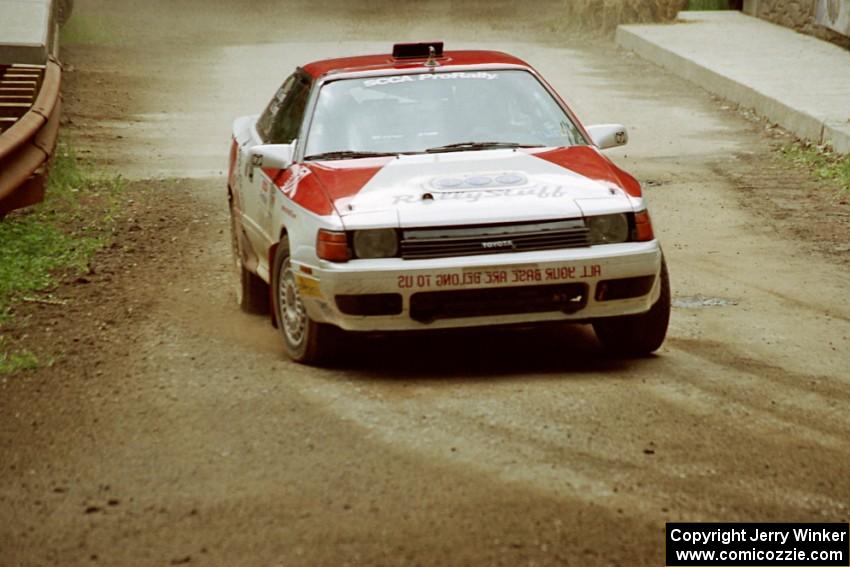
xmin=302 ymin=157 xmax=393 ymax=214
xmin=265 ymin=157 xmax=390 ymax=216
xmin=529 ymin=146 xmax=642 ymax=198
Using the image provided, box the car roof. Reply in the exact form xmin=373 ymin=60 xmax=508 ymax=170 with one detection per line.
xmin=301 ymin=50 xmax=532 ymax=80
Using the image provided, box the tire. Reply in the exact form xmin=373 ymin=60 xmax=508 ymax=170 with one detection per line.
xmin=271 ymin=237 xmax=336 ymax=364
xmin=229 ymin=199 xmax=269 ymax=314
xmin=592 ymin=257 xmax=671 ymax=357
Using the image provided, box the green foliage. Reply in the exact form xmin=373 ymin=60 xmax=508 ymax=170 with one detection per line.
xmin=0 ymin=344 xmax=40 ymax=373
xmin=687 ymin=0 xmax=731 ymax=9
xmin=781 ymin=143 xmax=850 ymax=200
xmin=59 ymin=13 xmax=118 ymax=45
xmin=0 ymin=141 xmax=123 ymax=372
xmin=0 ymin=217 xmax=102 ymax=316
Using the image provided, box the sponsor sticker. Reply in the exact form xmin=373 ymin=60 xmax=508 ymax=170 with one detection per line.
xmin=392 ymin=185 xmax=571 ymax=205
xmin=363 ymin=72 xmax=498 ymax=88
xmin=280 ymin=204 xmax=297 ymax=219
xmin=396 ymin=264 xmax=602 ymax=289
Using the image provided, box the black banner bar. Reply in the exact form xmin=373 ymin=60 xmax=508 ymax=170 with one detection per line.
xmin=666 ymin=523 xmax=849 ymax=566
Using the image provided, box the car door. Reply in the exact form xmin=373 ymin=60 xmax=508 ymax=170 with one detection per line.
xmin=240 ymin=71 xmax=312 ymax=253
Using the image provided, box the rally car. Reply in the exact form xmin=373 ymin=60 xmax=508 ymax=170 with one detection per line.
xmin=228 ymin=42 xmax=670 ymax=363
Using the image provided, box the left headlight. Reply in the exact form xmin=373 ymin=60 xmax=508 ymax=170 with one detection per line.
xmin=352 ymin=229 xmax=399 ymax=259
xmin=587 ymin=213 xmax=630 ymax=245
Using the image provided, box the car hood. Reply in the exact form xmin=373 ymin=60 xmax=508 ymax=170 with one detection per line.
xmin=305 ymin=146 xmax=641 ymax=229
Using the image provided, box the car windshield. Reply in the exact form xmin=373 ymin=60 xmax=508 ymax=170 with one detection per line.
xmin=304 ymin=70 xmax=586 ymax=159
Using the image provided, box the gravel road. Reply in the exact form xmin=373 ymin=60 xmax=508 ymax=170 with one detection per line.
xmin=2 ymin=1 xmax=848 ymax=565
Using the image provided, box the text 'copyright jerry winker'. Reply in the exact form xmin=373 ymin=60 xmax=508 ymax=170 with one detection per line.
xmin=666 ymin=523 xmax=849 ymax=566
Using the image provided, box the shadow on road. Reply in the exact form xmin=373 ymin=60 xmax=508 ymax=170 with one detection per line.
xmin=321 ymin=322 xmax=656 ymax=380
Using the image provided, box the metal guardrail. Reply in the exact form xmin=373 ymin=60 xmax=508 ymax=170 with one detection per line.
xmin=0 ymin=57 xmax=61 ymax=217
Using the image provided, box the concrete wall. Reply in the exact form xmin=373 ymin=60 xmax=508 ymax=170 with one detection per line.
xmin=0 ymin=0 xmax=56 ymax=65
xmin=743 ymin=0 xmax=850 ymax=48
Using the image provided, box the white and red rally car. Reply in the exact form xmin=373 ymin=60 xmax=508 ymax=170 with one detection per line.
xmin=228 ymin=42 xmax=670 ymax=363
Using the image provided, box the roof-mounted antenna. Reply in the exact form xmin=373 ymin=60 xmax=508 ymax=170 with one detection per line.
xmin=424 ymin=45 xmax=439 ymax=68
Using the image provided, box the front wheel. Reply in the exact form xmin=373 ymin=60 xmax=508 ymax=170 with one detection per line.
xmin=272 ymin=238 xmax=336 ymax=364
xmin=592 ymin=258 xmax=671 ymax=357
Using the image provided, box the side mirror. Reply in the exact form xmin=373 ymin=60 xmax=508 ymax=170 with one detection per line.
xmin=247 ymin=144 xmax=294 ymax=178
xmin=586 ymin=124 xmax=628 ymax=150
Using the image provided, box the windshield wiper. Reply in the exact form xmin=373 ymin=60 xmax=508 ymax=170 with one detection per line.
xmin=425 ymin=141 xmax=544 ymax=153
xmin=305 ymin=150 xmax=399 ymax=161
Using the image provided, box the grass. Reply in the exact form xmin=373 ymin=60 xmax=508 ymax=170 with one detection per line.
xmin=59 ymin=13 xmax=119 ymax=45
xmin=0 ymin=338 xmax=41 ymax=374
xmin=780 ymin=142 xmax=850 ymax=202
xmin=687 ymin=0 xmax=732 ymax=9
xmin=0 ymin=141 xmax=123 ymax=373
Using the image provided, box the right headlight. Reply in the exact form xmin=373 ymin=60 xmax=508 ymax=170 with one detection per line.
xmin=352 ymin=228 xmax=399 ymax=259
xmin=587 ymin=213 xmax=630 ymax=245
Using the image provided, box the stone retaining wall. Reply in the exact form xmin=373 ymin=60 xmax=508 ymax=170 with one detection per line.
xmin=743 ymin=0 xmax=850 ymax=48
xmin=562 ymin=0 xmax=687 ymax=32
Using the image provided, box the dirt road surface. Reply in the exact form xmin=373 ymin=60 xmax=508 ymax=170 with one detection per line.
xmin=2 ymin=1 xmax=849 ymax=565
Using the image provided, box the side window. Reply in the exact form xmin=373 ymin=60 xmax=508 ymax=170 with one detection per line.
xmin=256 ymin=73 xmax=297 ymax=142
xmin=266 ymin=74 xmax=311 ymax=145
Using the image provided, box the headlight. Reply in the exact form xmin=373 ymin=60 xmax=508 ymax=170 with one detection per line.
xmin=352 ymin=229 xmax=399 ymax=258
xmin=587 ymin=213 xmax=629 ymax=245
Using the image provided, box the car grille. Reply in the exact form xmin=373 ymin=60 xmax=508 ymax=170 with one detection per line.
xmin=409 ymin=283 xmax=588 ymax=323
xmin=400 ymin=219 xmax=590 ymax=260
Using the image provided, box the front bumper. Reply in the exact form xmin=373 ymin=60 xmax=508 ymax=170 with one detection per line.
xmin=293 ymin=241 xmax=663 ymax=332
